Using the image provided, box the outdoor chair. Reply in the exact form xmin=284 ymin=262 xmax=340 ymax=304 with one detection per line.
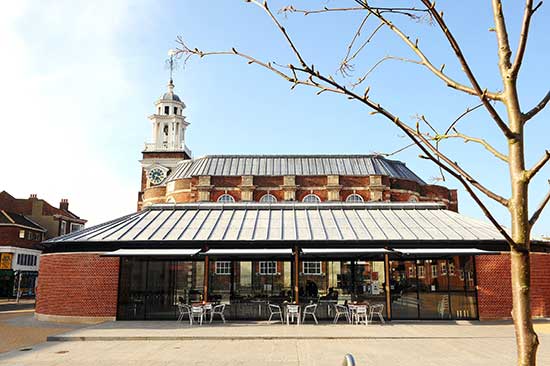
xmin=268 ymin=304 xmax=283 ymax=323
xmin=302 ymin=303 xmax=318 ymax=324
xmin=210 ymin=304 xmax=226 ymax=323
xmin=353 ymin=305 xmax=368 ymax=325
xmin=191 ymin=305 xmax=205 ymax=325
xmin=333 ymin=304 xmax=351 ymax=324
xmin=177 ymin=303 xmax=192 ymax=325
xmin=286 ymin=304 xmax=300 ymax=325
xmin=369 ymin=304 xmax=385 ymax=323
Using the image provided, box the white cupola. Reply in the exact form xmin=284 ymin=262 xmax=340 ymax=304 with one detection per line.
xmin=144 ymin=79 xmax=191 ymax=154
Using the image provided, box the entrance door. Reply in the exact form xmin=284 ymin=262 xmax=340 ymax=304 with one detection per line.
xmin=389 ymin=260 xmax=419 ymax=319
xmin=144 ymin=261 xmax=176 ymax=320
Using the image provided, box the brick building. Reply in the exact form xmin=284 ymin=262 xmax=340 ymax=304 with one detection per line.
xmin=0 ymin=191 xmax=86 ymax=298
xmin=35 ymin=79 xmax=550 ymax=323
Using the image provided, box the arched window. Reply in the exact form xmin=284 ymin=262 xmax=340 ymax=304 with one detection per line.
xmin=346 ymin=194 xmax=364 ymax=203
xmin=408 ymin=196 xmax=419 ymax=202
xmin=164 ymin=106 xmax=170 ymax=115
xmin=259 ymin=194 xmax=277 ymax=203
xmin=174 ymin=107 xmax=178 ymax=115
xmin=166 ymin=197 xmax=176 ymax=204
xmin=217 ymin=194 xmax=235 ymax=203
xmin=302 ymin=194 xmax=321 ymax=203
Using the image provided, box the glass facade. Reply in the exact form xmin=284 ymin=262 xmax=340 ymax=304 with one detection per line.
xmin=117 ymin=255 xmax=477 ymax=321
xmin=389 ymin=256 xmax=477 ymax=320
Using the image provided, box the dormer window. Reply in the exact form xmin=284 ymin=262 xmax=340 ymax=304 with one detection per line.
xmin=164 ymin=106 xmax=170 ymax=115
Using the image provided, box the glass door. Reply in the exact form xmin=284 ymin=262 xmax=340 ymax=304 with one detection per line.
xmin=389 ymin=260 xmax=419 ymax=319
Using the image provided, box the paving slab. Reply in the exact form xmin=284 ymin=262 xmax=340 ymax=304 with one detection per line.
xmin=47 ymin=320 xmax=524 ymax=341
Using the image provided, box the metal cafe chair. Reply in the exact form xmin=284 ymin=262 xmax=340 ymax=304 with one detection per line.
xmin=286 ymin=304 xmax=301 ymax=325
xmin=268 ymin=304 xmax=284 ymax=324
xmin=177 ymin=303 xmax=192 ymax=325
xmin=369 ymin=303 xmax=386 ymax=324
xmin=333 ymin=304 xmax=351 ymax=324
xmin=354 ymin=305 xmax=369 ymax=325
xmin=210 ymin=304 xmax=226 ymax=323
xmin=191 ymin=305 xmax=205 ymax=325
xmin=302 ymin=303 xmax=318 ymax=324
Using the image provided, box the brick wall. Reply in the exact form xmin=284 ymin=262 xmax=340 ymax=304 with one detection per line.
xmin=139 ymin=174 xmax=458 ymax=207
xmin=476 ymin=253 xmax=550 ymax=320
xmin=35 ymin=253 xmax=119 ymax=318
xmin=0 ymin=226 xmax=42 ymax=249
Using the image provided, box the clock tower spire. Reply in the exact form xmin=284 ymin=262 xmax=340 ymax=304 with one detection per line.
xmin=139 ymin=51 xmax=192 ymax=208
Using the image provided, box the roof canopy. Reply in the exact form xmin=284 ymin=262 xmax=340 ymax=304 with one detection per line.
xmin=168 ymin=155 xmax=426 ymax=185
xmin=44 ymin=203 xmax=513 ymax=253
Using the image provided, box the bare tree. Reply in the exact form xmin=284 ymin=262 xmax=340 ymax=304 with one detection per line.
xmin=175 ymin=1 xmax=550 ymax=364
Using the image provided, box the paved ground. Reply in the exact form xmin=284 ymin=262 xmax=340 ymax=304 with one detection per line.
xmin=0 ymin=319 xmax=550 ymax=365
xmin=0 ymin=300 xmax=84 ymax=354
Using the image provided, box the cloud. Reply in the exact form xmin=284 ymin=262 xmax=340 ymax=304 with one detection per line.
xmin=0 ymin=1 xmax=151 ymax=225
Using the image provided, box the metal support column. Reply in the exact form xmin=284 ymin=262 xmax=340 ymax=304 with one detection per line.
xmin=293 ymin=246 xmax=299 ymax=303
xmin=384 ymin=254 xmax=392 ymax=320
xmin=203 ymin=256 xmax=209 ymax=302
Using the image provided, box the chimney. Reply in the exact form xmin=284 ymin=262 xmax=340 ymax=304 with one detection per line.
xmin=60 ymin=198 xmax=69 ymax=211
xmin=29 ymin=194 xmax=37 ymax=199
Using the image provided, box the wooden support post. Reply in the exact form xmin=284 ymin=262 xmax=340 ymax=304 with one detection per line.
xmin=294 ymin=246 xmax=299 ymax=303
xmin=203 ymin=256 xmax=209 ymax=302
xmin=384 ymin=253 xmax=392 ymax=320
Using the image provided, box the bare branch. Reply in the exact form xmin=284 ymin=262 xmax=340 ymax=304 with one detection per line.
xmin=176 ymin=1 xmax=514 ymax=245
xmin=417 ymin=0 xmax=515 ymax=140
xmin=436 ymin=131 xmax=509 ymax=162
xmin=526 ymin=150 xmax=550 ymax=182
xmin=523 ymin=90 xmax=550 ymax=123
xmin=511 ymin=0 xmax=542 ymax=78
xmin=491 ymin=0 xmax=513 ymax=71
xmin=444 ymin=103 xmax=483 ymax=134
xmin=529 ymin=180 xmax=550 ymax=228
xmin=340 ymin=21 xmax=384 ymax=77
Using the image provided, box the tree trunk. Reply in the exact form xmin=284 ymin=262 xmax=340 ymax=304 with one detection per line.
xmin=507 ymin=107 xmax=539 ymax=365
xmin=510 ymin=246 xmax=539 ymax=365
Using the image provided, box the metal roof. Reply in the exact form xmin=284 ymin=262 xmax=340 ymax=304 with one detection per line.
xmin=167 ymin=155 xmax=426 ymax=184
xmin=45 ymin=202 xmax=506 ymax=245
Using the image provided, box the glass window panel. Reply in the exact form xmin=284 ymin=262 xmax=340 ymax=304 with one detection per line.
xmin=450 ymin=292 xmax=477 ymax=319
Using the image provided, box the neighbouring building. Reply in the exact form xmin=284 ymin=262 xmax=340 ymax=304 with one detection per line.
xmin=0 ymin=191 xmax=86 ymax=298
xmin=35 ymin=78 xmax=550 ymax=323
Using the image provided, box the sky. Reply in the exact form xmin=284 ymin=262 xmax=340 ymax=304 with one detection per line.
xmin=0 ymin=1 xmax=549 ymax=236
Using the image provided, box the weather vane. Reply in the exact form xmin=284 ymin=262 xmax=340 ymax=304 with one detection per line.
xmin=165 ymin=49 xmax=179 ymax=83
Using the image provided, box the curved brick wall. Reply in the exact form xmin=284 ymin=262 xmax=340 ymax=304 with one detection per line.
xmin=476 ymin=253 xmax=550 ymax=320
xmin=141 ymin=174 xmax=458 ymax=211
xmin=36 ymin=253 xmax=119 ymax=321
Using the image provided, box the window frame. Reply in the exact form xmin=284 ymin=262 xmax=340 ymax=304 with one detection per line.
xmin=418 ymin=265 xmax=425 ymax=278
xmin=302 ymin=194 xmax=321 ymax=203
xmin=259 ymin=194 xmax=277 ymax=203
xmin=215 ymin=261 xmax=231 ymax=275
xmin=259 ymin=261 xmax=277 ymax=275
xmin=345 ymin=194 xmax=364 ymax=203
xmin=431 ymin=264 xmax=438 ymax=278
xmin=302 ymin=261 xmax=322 ymax=275
xmin=217 ymin=194 xmax=235 ymax=203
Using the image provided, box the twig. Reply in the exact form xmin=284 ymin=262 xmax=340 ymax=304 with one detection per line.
xmin=436 ymin=132 xmax=508 ymax=162
xmin=523 ymin=90 xmax=550 ymax=123
xmin=529 ymin=180 xmax=550 ymax=228
xmin=417 ymin=0 xmax=514 ymax=140
xmin=526 ymin=150 xmax=550 ymax=182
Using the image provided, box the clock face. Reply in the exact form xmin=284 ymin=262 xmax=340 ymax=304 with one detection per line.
xmin=148 ymin=168 xmax=166 ymax=185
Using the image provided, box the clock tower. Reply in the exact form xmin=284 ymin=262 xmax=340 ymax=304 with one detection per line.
xmin=138 ymin=77 xmax=192 ymax=208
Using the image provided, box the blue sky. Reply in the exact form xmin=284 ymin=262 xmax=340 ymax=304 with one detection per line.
xmin=1 ymin=1 xmax=549 ymax=236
